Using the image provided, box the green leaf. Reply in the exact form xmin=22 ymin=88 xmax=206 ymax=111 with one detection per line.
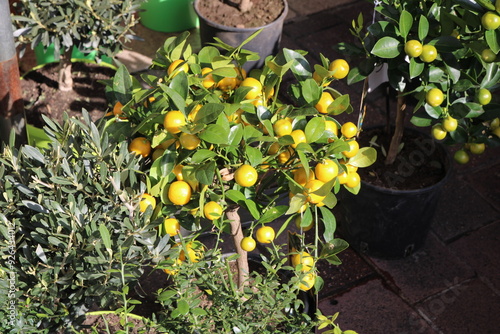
xmin=158 ymin=289 xmax=178 ymax=302
xmin=158 ymin=84 xmax=187 ymax=112
xmin=113 ymin=65 xmax=133 ymax=104
xmin=453 ymin=79 xmax=474 ymax=92
xmin=283 ymin=48 xmax=312 ymax=80
xmin=424 ymin=104 xmax=442 ymax=119
xmin=170 ymin=71 xmax=189 ymax=101
xmin=191 ymin=149 xmax=217 ymax=163
xmin=199 ymin=124 xmax=229 ymax=144
xmin=243 ymin=124 xmax=264 ymax=142
xmin=464 ymin=102 xmax=485 ymax=118
xmin=22 ymin=145 xmax=45 ymax=164
xmin=348 ymin=147 xmax=377 ymax=168
xmin=194 ymin=161 xmax=216 ymax=185
xmin=173 ymin=299 xmax=189 ymax=318
xmin=170 ymin=32 xmax=191 ymax=60
xmin=328 ymin=94 xmax=350 ymax=115
xmin=48 ymin=236 xmax=64 ymax=247
xmin=410 ymin=115 xmax=433 ymax=127
xmin=409 ymin=58 xmax=424 ymax=79
xmin=301 ymin=78 xmax=322 ymax=104
xmin=444 ymin=63 xmax=461 ymax=84
xmin=418 ymin=15 xmax=429 ymax=41
xmin=347 ymin=66 xmax=369 ymax=85
xmin=22 ymin=200 xmax=49 ymax=214
xmin=305 ymin=117 xmax=325 ymax=143
xmin=428 ymin=66 xmax=445 ymax=82
xmin=481 ymin=63 xmax=500 ymax=88
xmin=228 ymin=124 xmax=244 ymax=146
xmin=286 ymin=194 xmax=307 ymax=215
xmin=319 ymin=206 xmax=336 ymax=242
xmin=99 ymin=224 xmax=112 ymax=256
xmin=150 ymin=147 xmax=176 ymax=182
xmin=191 ymin=307 xmax=208 ymax=316
xmin=35 ymin=244 xmax=48 ymax=264
xmin=485 ymin=29 xmax=500 ymax=54
xmin=245 ymin=199 xmax=260 ymax=220
xmin=371 ymin=36 xmax=401 ymax=58
xmin=258 ymin=206 xmax=288 ymax=224
xmin=245 ymin=146 xmax=263 ymax=167
xmin=399 ymin=10 xmax=413 ymax=40
xmin=299 ymin=208 xmax=313 ymax=228
xmin=431 ymin=36 xmax=463 ymax=52
xmin=267 ymin=59 xmax=293 ymax=77
xmin=195 ymin=103 xmax=225 ymax=124
xmin=225 ymin=189 xmax=246 ymax=205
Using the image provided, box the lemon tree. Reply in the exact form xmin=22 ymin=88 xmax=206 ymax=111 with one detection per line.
xmin=337 ymin=0 xmax=500 ymax=164
xmin=104 ymin=32 xmax=376 ymax=328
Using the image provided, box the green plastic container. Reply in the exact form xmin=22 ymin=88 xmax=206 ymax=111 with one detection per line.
xmin=139 ymin=0 xmax=198 ymax=32
xmin=34 ymin=44 xmax=113 ymax=65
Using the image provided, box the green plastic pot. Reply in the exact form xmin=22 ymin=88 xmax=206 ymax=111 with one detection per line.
xmin=34 ymin=44 xmax=113 ymax=65
xmin=139 ymin=0 xmax=198 ymax=32
xmin=26 ymin=124 xmax=50 ymax=149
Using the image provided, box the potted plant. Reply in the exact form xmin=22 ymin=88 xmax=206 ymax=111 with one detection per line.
xmin=11 ymin=0 xmax=144 ymax=91
xmin=193 ymin=0 xmax=288 ymax=71
xmin=0 ymin=111 xmax=173 ymax=332
xmin=103 ymin=31 xmax=375 ymax=331
xmin=334 ymin=0 xmax=500 ymax=258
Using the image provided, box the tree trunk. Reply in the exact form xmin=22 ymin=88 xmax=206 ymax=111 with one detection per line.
xmin=385 ymin=93 xmax=406 ymax=165
xmin=58 ymin=49 xmax=73 ymax=92
xmin=226 ymin=205 xmax=249 ymax=289
xmin=0 ymin=0 xmax=26 ymax=146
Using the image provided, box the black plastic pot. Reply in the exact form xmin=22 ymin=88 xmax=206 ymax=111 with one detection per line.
xmin=337 ymin=128 xmax=452 ymax=259
xmin=193 ymin=0 xmax=288 ymax=71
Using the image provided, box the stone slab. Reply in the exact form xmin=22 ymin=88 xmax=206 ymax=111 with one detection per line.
xmin=319 ymin=279 xmax=438 ymax=334
xmin=416 ymin=278 xmax=500 ymax=333
xmin=449 ymin=220 xmax=500 ymax=295
xmin=431 ymin=178 xmax=500 ymax=242
xmin=369 ymin=233 xmax=475 ymax=304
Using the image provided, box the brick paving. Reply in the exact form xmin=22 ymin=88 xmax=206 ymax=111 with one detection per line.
xmin=118 ymin=0 xmax=500 ymax=332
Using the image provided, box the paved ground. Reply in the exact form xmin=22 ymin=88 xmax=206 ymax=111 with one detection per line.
xmin=118 ymin=0 xmax=500 ymax=332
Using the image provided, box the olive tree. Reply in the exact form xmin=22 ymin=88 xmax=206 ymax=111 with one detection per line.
xmin=11 ymin=0 xmax=144 ymax=91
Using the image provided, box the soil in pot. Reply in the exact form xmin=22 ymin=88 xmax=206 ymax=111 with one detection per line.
xmin=196 ymin=0 xmax=285 ymax=28
xmin=357 ymin=126 xmax=449 ymax=190
xmin=21 ymin=62 xmax=114 ymax=127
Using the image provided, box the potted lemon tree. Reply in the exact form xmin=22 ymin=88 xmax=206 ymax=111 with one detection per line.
xmin=103 ymin=31 xmax=374 ymax=331
xmin=334 ymin=0 xmax=500 ymax=258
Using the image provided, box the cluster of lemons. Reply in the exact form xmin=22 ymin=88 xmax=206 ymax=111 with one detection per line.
xmin=403 ymin=19 xmax=499 ymax=164
xmin=112 ymin=47 xmax=373 ymax=291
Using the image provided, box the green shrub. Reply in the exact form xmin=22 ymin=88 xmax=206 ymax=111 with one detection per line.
xmin=0 ymin=112 xmax=169 ymax=332
xmin=11 ymin=0 xmax=144 ymax=90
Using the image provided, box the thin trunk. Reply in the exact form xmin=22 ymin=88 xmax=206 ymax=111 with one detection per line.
xmin=226 ymin=205 xmax=249 ymax=289
xmin=385 ymin=84 xmax=391 ymax=138
xmin=385 ymin=93 xmax=406 ymax=165
xmin=58 ymin=49 xmax=73 ymax=92
xmin=239 ymin=0 xmax=253 ymax=13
